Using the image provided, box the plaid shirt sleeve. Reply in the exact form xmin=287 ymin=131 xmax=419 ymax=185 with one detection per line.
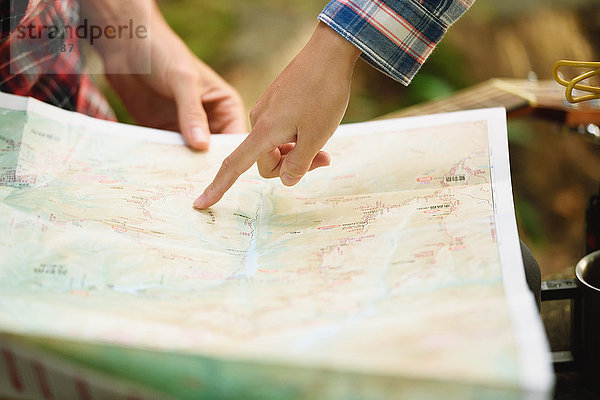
xmin=0 ymin=0 xmax=115 ymax=120
xmin=318 ymin=0 xmax=474 ymax=85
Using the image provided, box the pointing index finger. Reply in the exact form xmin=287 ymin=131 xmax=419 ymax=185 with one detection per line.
xmin=193 ymin=131 xmax=271 ymax=209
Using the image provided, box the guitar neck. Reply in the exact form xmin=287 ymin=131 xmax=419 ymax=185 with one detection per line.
xmin=380 ymin=78 xmax=600 ymax=127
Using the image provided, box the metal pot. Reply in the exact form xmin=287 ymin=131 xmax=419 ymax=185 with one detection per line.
xmin=575 ymin=250 xmax=600 ymax=388
xmin=542 ymin=249 xmax=600 ymax=392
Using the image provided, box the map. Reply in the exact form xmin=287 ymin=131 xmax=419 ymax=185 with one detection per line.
xmin=0 ymin=93 xmax=552 ymax=400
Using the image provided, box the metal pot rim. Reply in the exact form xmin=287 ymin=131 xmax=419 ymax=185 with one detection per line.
xmin=576 ymin=250 xmax=600 ymax=293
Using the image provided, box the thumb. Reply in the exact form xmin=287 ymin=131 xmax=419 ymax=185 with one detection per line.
xmin=279 ymin=134 xmax=325 ymax=186
xmin=174 ymin=82 xmax=211 ymax=150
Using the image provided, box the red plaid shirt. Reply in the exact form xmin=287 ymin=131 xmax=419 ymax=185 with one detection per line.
xmin=0 ymin=0 xmax=115 ymax=120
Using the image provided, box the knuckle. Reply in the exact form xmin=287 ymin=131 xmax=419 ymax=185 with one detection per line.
xmin=284 ymin=158 xmax=309 ymax=176
xmin=257 ymin=159 xmax=274 ymax=178
xmin=187 ymin=107 xmax=207 ymax=120
xmin=251 ymin=112 xmax=274 ymax=134
xmin=268 ymin=135 xmax=282 ymax=151
xmin=221 ymin=156 xmax=235 ymax=173
xmin=247 ymin=126 xmax=275 ymax=151
xmin=225 ymin=86 xmax=244 ymax=106
xmin=250 ymin=107 xmax=273 ymax=131
xmin=220 ymin=155 xmax=245 ymax=178
xmin=205 ymin=181 xmax=218 ymax=194
xmin=168 ymin=63 xmax=200 ymax=87
xmin=176 ymin=65 xmax=199 ymax=82
xmin=249 ymin=107 xmax=259 ymax=126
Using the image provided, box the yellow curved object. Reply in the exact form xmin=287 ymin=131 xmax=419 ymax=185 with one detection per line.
xmin=552 ymin=60 xmax=600 ymax=103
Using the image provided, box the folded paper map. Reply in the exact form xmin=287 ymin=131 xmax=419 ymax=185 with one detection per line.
xmin=0 ymin=93 xmax=552 ymax=399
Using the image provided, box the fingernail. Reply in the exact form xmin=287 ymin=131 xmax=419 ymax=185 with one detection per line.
xmin=193 ymin=194 xmax=207 ymax=209
xmin=280 ymin=172 xmax=301 ymax=186
xmin=191 ymin=127 xmax=209 ymax=146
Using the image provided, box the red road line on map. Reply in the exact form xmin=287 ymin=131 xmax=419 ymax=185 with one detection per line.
xmin=1 ymin=348 xmax=23 ymax=392
xmin=75 ymin=378 xmax=93 ymax=400
xmin=33 ymin=361 xmax=53 ymax=399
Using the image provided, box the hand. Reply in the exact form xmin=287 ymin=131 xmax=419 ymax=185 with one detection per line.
xmin=193 ymin=22 xmax=361 ymax=209
xmin=80 ymin=0 xmax=246 ymax=150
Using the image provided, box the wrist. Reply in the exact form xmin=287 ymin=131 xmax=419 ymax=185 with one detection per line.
xmin=305 ymin=22 xmax=362 ymax=72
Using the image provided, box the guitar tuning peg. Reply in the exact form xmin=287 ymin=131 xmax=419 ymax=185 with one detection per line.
xmin=527 ymin=71 xmax=538 ymax=82
xmin=586 ymin=123 xmax=600 ymax=142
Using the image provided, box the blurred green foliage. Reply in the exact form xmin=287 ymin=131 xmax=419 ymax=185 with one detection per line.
xmin=158 ymin=1 xmax=238 ymax=66
xmin=515 ymin=197 xmax=546 ymax=248
xmin=344 ymin=41 xmax=470 ymax=123
xmin=105 ymin=0 xmax=241 ymax=124
xmin=105 ymin=1 xmax=471 ymax=125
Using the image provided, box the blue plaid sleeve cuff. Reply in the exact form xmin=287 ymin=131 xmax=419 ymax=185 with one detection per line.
xmin=318 ymin=0 xmax=473 ymax=85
